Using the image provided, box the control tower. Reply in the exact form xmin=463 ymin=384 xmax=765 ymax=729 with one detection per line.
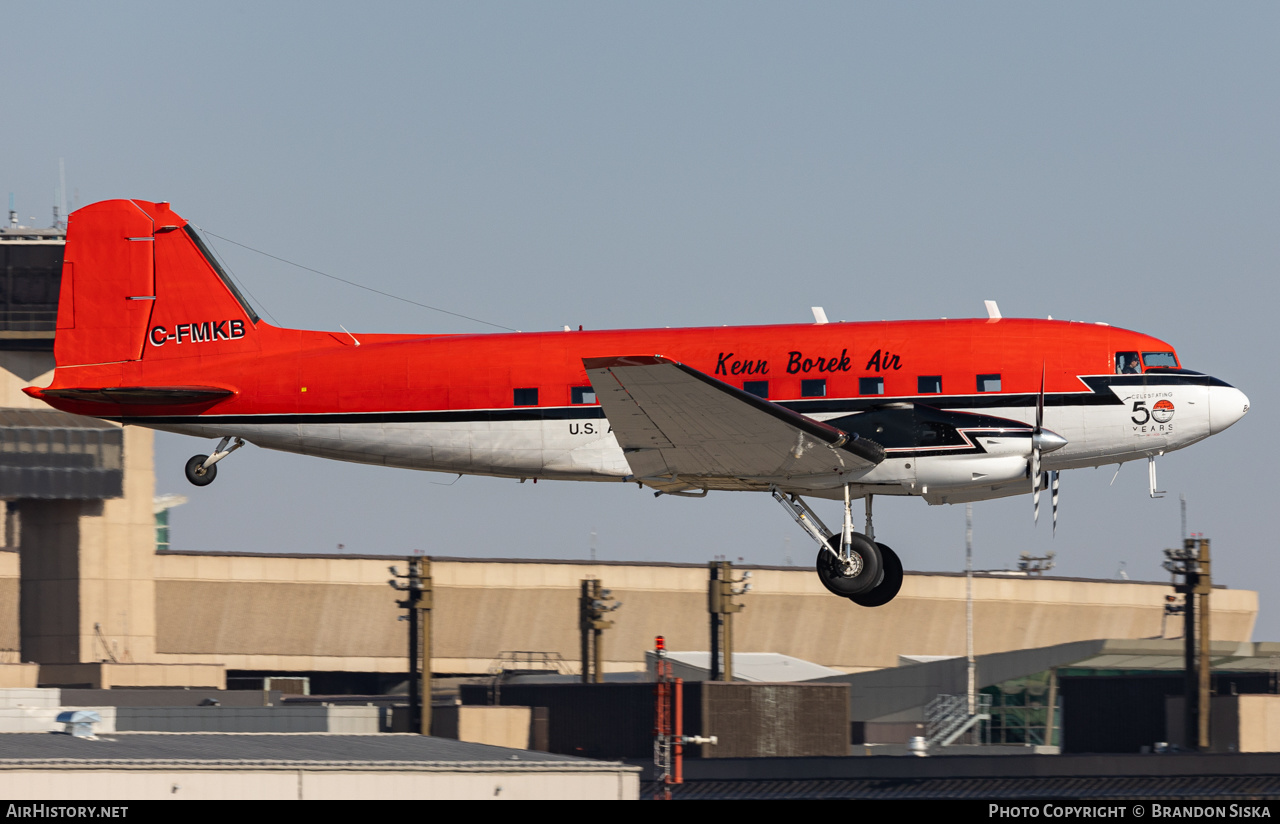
xmin=0 ymin=208 xmax=220 ymax=688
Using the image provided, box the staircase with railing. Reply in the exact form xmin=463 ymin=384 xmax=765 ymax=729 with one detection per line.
xmin=924 ymin=693 xmax=992 ymax=748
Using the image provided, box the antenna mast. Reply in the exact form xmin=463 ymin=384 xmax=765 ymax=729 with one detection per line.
xmin=966 ymin=503 xmax=975 ymax=715
xmin=1180 ymin=493 xmax=1187 ymax=542
xmin=58 ymin=159 xmax=67 ymax=228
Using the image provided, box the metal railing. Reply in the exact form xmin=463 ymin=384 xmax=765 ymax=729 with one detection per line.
xmin=925 ymin=693 xmax=992 ymax=747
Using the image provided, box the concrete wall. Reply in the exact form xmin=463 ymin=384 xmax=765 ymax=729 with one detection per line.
xmin=36 ymin=663 xmax=223 ymax=689
xmin=0 ymin=551 xmax=16 ymax=659
xmin=1167 ymin=694 xmax=1280 ymax=754
xmin=61 ymin=689 xmax=279 ymax=708
xmin=0 ymin=688 xmax=61 ymax=707
xmin=0 ymin=353 xmax=52 ymax=666
xmin=0 ymin=707 xmax=116 ymax=734
xmin=151 ymin=554 xmax=1257 ymax=675
xmin=18 ymin=425 xmax=157 ymax=665
xmin=432 ymin=705 xmax=533 ymax=750
xmin=0 ymin=667 xmax=37 ymax=688
xmin=0 ymin=353 xmax=54 ymax=413
xmin=0 ymin=689 xmax=375 ymax=734
xmin=1236 ymin=695 xmax=1280 ymax=753
xmin=114 ymin=705 xmax=378 ymax=733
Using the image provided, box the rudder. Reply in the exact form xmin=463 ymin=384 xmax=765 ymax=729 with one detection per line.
xmin=55 ymin=199 xmax=156 ymax=366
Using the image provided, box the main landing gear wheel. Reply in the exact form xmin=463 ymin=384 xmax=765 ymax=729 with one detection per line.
xmin=847 ymin=542 xmax=903 ymax=607
xmin=816 ymin=533 xmax=883 ymax=597
xmin=185 ymin=454 xmax=217 ymax=487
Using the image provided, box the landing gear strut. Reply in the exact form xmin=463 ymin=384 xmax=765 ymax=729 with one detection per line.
xmin=771 ymin=486 xmax=904 ymax=607
xmin=185 ymin=436 xmax=244 ymax=487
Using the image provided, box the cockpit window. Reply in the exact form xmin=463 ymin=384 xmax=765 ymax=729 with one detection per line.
xmin=1142 ymin=352 xmax=1178 ymax=369
xmin=1116 ymin=352 xmax=1141 ymax=374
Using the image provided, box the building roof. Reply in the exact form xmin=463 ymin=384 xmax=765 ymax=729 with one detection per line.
xmin=0 ymin=227 xmax=64 ymax=243
xmin=817 ymin=639 xmax=1280 ymax=723
xmin=646 ymin=651 xmax=845 ymax=682
xmin=0 ymin=733 xmax=634 ymax=771
xmin=1063 ymin=639 xmax=1280 ymax=673
xmin=638 ymin=751 xmax=1280 ymax=800
xmin=155 ymin=549 xmax=1183 ymax=585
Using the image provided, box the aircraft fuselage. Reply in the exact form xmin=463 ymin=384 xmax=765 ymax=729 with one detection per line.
xmin=41 ymin=315 xmax=1248 ymax=503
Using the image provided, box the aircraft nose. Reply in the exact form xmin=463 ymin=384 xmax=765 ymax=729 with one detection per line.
xmin=1034 ymin=428 xmax=1068 ymax=454
xmin=1209 ymin=385 xmax=1249 ymax=435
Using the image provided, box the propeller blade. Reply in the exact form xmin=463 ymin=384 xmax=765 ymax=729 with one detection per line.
xmin=1051 ymin=470 xmax=1060 ymax=536
xmin=1032 ymin=362 xmax=1047 ymax=525
xmin=1032 ymin=451 xmax=1042 ymax=524
xmin=1037 ymin=363 xmax=1045 ymax=432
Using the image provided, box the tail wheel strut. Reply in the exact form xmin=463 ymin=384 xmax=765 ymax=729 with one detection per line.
xmin=184 ymin=436 xmax=244 ymax=487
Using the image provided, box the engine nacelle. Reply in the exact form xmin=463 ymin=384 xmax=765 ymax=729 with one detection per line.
xmin=913 ymin=454 xmax=1028 ymax=491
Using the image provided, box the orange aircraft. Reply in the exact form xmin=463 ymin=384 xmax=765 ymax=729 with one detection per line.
xmin=25 ymin=199 xmax=1250 ymax=606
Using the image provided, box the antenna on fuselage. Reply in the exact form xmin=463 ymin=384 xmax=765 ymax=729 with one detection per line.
xmin=984 ymin=300 xmax=1002 ymax=320
xmin=811 ymin=307 xmax=828 ymax=325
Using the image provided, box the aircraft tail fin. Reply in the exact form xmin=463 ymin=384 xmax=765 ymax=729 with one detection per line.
xmin=54 ymin=199 xmax=260 ymax=367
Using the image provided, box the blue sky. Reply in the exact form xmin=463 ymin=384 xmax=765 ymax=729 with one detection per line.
xmin=5 ymin=3 xmax=1277 ymax=635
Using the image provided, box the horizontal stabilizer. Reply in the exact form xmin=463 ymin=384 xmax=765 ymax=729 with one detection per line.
xmin=27 ymin=386 xmax=234 ymax=406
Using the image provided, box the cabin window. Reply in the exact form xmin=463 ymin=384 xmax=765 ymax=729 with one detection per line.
xmin=801 ymin=379 xmax=826 ymax=398
xmin=918 ymin=376 xmax=942 ymax=394
xmin=1142 ymin=352 xmax=1178 ymax=369
xmin=859 ymin=377 xmax=884 ymax=395
xmin=1116 ymin=352 xmax=1140 ymax=374
xmin=743 ymin=381 xmax=768 ymax=399
xmin=571 ymin=386 xmax=596 ymax=404
xmin=977 ymin=374 xmax=1001 ymax=393
xmin=513 ymin=388 xmax=538 ymax=406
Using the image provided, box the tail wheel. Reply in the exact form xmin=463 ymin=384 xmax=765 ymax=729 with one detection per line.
xmin=816 ymin=533 xmax=882 ymax=597
xmin=185 ymin=454 xmax=217 ymax=487
xmin=848 ymin=543 xmax=903 ymax=607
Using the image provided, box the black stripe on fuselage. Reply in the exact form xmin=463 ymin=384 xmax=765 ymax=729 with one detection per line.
xmin=116 ymin=406 xmax=611 ymax=426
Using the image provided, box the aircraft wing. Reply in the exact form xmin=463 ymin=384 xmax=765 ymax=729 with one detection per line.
xmin=584 ymin=355 xmax=884 ymax=492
